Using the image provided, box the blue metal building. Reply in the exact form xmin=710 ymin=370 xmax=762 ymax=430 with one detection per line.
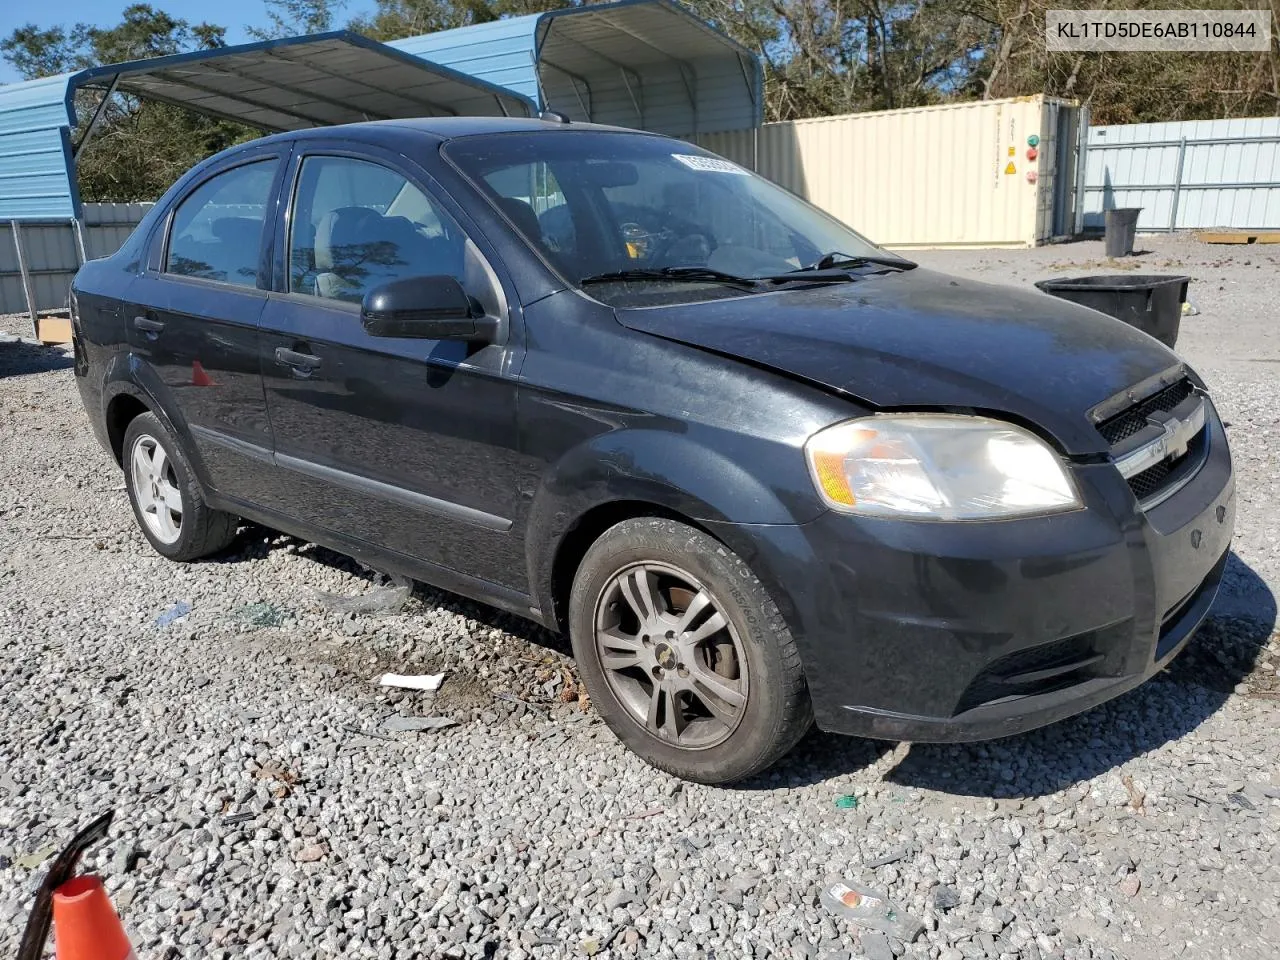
xmin=0 ymin=32 xmax=535 ymax=222
xmin=390 ymin=0 xmax=762 ymax=135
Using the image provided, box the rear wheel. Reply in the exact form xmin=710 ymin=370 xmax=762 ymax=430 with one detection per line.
xmin=569 ymin=517 xmax=812 ymax=784
xmin=122 ymin=412 xmax=238 ymax=561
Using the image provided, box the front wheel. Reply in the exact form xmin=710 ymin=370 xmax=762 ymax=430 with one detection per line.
xmin=569 ymin=517 xmax=812 ymax=784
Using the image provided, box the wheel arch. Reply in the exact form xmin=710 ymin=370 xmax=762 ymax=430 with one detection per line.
xmin=105 ymin=392 xmax=151 ymax=466
xmin=101 ymin=363 xmax=207 ymax=486
xmin=529 ymin=428 xmax=818 ymax=634
xmin=545 ymin=499 xmax=719 ymax=635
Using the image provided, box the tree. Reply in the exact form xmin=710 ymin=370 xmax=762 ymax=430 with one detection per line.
xmin=968 ymin=0 xmax=1280 ymax=123
xmin=91 ymin=4 xmax=225 ymax=61
xmin=348 ymin=0 xmax=573 ymax=42
xmin=247 ymin=0 xmax=347 ymax=40
xmin=686 ymin=0 xmax=993 ymax=120
xmin=0 ymin=23 xmax=93 ymax=77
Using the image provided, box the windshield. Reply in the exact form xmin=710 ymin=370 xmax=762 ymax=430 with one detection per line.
xmin=444 ymin=131 xmax=889 ymax=305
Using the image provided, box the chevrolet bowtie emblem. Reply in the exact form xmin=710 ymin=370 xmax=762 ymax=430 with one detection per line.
xmin=1114 ymin=397 xmax=1206 ymax=483
xmin=1157 ymin=412 xmax=1191 ymax=460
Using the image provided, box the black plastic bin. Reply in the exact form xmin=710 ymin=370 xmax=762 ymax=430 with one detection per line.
xmin=1035 ymin=274 xmax=1190 ymax=349
xmin=1104 ymin=207 xmax=1142 ymax=257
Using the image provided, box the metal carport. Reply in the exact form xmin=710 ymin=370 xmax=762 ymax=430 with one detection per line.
xmin=0 ymin=31 xmax=536 ymax=221
xmin=0 ymin=6 xmax=762 ymax=326
xmin=390 ymin=0 xmax=763 ymax=136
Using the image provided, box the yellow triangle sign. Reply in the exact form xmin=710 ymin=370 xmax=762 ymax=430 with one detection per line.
xmin=1005 ymin=161 xmax=1017 ymax=175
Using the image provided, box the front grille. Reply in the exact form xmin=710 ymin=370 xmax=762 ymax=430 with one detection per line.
xmin=955 ymin=633 xmax=1103 ymax=714
xmin=1096 ymin=378 xmax=1195 ymax=445
xmin=1127 ymin=458 xmax=1173 ymax=501
xmin=1096 ymin=377 xmax=1208 ymax=508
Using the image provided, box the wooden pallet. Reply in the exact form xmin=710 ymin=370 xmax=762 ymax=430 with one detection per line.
xmin=1196 ymin=231 xmax=1280 ymax=245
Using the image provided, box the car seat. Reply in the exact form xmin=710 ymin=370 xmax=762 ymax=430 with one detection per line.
xmin=495 ymin=197 xmax=545 ymax=247
xmin=313 ymin=206 xmax=385 ymax=300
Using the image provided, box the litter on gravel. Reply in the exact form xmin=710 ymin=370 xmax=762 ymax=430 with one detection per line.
xmin=231 ymin=602 xmax=287 ymax=627
xmin=308 ymin=577 xmax=412 ymax=615
xmin=820 ymin=879 xmax=925 ymax=941
xmin=13 ymin=847 xmax=55 ymax=870
xmin=378 ymin=672 xmax=444 ymax=691
xmin=153 ymin=601 xmax=190 ymax=628
xmin=382 ymin=716 xmax=458 ymax=733
xmin=864 ymin=845 xmax=911 ymax=868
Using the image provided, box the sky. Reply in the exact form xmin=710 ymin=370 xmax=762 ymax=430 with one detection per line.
xmin=0 ymin=0 xmax=378 ymax=84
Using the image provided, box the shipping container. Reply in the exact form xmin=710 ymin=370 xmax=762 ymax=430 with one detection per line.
xmin=696 ymin=95 xmax=1081 ymax=249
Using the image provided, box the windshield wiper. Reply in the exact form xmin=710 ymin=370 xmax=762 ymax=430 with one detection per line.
xmin=579 ymin=267 xmax=761 ymax=289
xmin=790 ymin=251 xmax=917 ymax=274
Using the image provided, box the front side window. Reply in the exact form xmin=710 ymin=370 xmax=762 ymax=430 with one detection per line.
xmin=288 ymin=155 xmax=465 ymax=303
xmin=165 ymin=159 xmax=278 ymax=287
xmin=445 ymin=132 xmax=888 ymax=304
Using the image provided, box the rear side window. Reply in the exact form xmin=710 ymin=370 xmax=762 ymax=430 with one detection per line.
xmin=288 ymin=155 xmax=465 ymax=303
xmin=165 ymin=160 xmax=278 ymax=287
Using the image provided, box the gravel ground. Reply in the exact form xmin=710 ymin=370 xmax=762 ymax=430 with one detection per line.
xmin=2 ymin=234 xmax=1278 ymax=960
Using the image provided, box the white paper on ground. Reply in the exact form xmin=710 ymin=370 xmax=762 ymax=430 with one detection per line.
xmin=378 ymin=672 xmax=444 ymax=691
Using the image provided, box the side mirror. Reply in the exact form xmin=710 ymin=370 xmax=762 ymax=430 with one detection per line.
xmin=361 ymin=275 xmax=498 ymax=342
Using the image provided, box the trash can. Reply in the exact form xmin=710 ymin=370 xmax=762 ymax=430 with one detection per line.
xmin=1035 ymin=274 xmax=1191 ymax=349
xmin=1104 ymin=207 xmax=1142 ymax=257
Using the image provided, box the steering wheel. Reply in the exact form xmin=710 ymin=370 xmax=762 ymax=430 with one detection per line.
xmin=646 ymin=219 xmax=717 ymax=266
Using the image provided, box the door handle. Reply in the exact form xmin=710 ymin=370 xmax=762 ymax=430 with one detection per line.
xmin=275 ymin=347 xmax=322 ymax=370
xmin=133 ymin=316 xmax=165 ymax=333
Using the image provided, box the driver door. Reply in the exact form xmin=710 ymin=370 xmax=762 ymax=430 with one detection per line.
xmin=255 ymin=146 xmax=532 ymax=592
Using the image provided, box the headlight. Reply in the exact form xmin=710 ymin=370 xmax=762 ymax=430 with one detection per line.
xmin=804 ymin=414 xmax=1081 ymax=520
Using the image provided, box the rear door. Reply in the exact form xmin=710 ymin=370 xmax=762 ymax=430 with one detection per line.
xmin=123 ymin=146 xmax=289 ymax=500
xmin=255 ymin=143 xmax=533 ymax=592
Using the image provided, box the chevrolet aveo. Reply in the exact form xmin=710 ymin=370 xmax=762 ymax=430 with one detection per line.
xmin=70 ymin=117 xmax=1235 ymax=784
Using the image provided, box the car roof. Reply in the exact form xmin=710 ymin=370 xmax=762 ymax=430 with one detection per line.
xmin=255 ymin=116 xmax=648 ymax=147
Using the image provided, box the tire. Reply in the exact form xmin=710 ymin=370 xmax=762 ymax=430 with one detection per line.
xmin=569 ymin=517 xmax=812 ymax=784
xmin=122 ymin=412 xmax=239 ymax=561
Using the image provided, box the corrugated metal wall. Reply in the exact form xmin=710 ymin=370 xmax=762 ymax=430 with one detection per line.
xmin=1037 ymin=98 xmax=1080 ymax=240
xmin=390 ymin=3 xmax=761 ymax=136
xmin=0 ymin=73 xmax=79 ymax=221
xmin=1 ymin=202 xmax=150 ymax=316
xmin=697 ymin=96 xmax=1068 ymax=248
xmin=81 ymin=202 xmax=152 ymax=257
xmin=389 ymin=19 xmax=542 ymax=104
xmin=1082 ymin=116 xmax=1280 ymax=232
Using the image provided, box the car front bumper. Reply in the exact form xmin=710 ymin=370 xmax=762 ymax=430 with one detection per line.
xmin=707 ymin=405 xmax=1236 ymax=742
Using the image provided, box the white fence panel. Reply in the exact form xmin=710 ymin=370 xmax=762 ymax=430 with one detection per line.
xmin=2 ymin=202 xmax=151 ymax=317
xmin=1082 ymin=117 xmax=1280 ymax=232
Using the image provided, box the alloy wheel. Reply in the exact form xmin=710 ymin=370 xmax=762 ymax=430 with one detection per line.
xmin=593 ymin=561 xmax=749 ymax=749
xmin=130 ymin=434 xmax=183 ymax=544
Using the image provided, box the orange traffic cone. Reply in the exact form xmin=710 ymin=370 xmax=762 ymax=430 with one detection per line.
xmin=191 ymin=360 xmax=216 ymax=387
xmin=52 ymin=875 xmax=135 ymax=960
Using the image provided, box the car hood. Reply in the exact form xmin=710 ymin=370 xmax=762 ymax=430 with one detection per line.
xmin=614 ymin=269 xmax=1183 ymax=455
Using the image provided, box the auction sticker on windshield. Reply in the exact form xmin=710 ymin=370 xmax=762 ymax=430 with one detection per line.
xmin=672 ymin=154 xmax=750 ymax=174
